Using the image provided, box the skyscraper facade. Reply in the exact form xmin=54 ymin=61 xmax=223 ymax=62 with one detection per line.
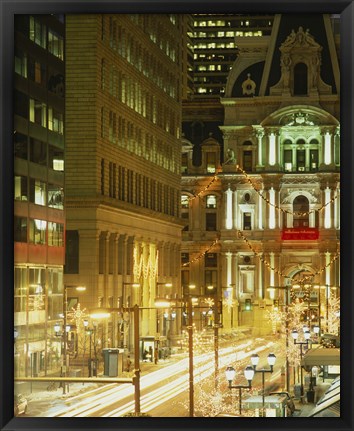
xmin=14 ymin=14 xmax=65 ymax=378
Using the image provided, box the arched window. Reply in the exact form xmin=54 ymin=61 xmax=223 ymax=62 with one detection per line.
xmin=293 ymin=195 xmax=309 ymax=227
xmin=293 ymin=63 xmax=308 ymax=96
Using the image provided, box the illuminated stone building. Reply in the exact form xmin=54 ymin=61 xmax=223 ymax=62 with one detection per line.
xmin=181 ymin=14 xmax=340 ymax=335
xmin=14 ymin=14 xmax=65 ymax=378
xmin=64 ymin=15 xmax=185 ymax=354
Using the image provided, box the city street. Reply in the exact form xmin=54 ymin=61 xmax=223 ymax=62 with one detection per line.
xmin=24 ymin=335 xmax=285 ymax=417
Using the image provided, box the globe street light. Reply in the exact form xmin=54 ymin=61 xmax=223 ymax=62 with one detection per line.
xmin=225 ymin=365 xmax=255 ymax=414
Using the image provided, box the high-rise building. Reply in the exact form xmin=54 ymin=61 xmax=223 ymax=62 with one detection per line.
xmin=14 ymin=14 xmax=65 ymax=379
xmin=181 ymin=14 xmax=340 ymax=337
xmin=64 ymin=14 xmax=185 ymax=357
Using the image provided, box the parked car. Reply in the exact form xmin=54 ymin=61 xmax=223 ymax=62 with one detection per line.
xmin=269 ymin=391 xmax=296 ymax=416
xmin=14 ymin=394 xmax=28 ymax=416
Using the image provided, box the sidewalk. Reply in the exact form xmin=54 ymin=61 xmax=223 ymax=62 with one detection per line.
xmin=292 ymin=380 xmax=332 ymax=417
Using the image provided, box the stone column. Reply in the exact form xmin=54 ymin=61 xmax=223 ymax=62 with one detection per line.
xmin=225 ymin=186 xmax=233 ymax=230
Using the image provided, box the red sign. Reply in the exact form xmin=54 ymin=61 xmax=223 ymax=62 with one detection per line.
xmin=281 ymin=228 xmax=319 ymax=240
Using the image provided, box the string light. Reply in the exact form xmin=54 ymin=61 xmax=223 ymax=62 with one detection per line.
xmin=188 ymin=168 xmax=222 ymax=202
xmin=235 ymin=165 xmax=338 ymax=217
xmin=182 ymin=238 xmax=219 ymax=267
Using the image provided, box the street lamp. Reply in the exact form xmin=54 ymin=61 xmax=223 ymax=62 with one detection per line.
xmin=60 ymin=284 xmax=86 ymax=394
xmin=251 ymin=353 xmax=276 ymax=417
xmin=291 ymin=328 xmax=311 ymax=398
xmin=225 ymin=365 xmax=254 ymax=414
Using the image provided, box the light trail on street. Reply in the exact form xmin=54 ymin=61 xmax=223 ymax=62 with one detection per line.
xmin=49 ymin=337 xmax=283 ymax=417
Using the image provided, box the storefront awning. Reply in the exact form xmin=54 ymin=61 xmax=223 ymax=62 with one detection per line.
xmin=301 ymin=347 xmax=340 ymax=368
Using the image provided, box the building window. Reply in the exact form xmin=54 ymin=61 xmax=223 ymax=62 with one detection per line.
xmin=29 ymin=178 xmax=47 ymax=206
xmin=204 ymin=270 xmax=217 ymax=291
xmin=48 ymin=107 xmax=64 ymax=134
xmin=293 ymin=195 xmax=309 ymax=227
xmin=30 ymin=138 xmax=47 ymax=165
xmin=48 ymin=222 xmax=64 ymax=246
xmin=205 ymin=253 xmax=217 ymax=267
xmin=181 ymin=195 xmax=189 ymax=208
xmin=296 ymin=149 xmax=306 ymax=171
xmin=29 ymin=98 xmax=46 ymax=127
xmin=29 ymin=16 xmax=47 ymax=49
xmin=48 ymin=29 xmax=64 ymax=60
xmin=14 ymin=90 xmax=29 ymax=119
xmin=243 ymin=150 xmax=252 ymax=171
xmin=206 ymin=152 xmax=216 ymax=173
xmin=294 ymin=62 xmax=308 ymax=96
xmin=48 ymin=145 xmax=64 ymax=171
xmin=48 ymin=184 xmax=63 ymax=209
xmin=28 ymin=57 xmax=46 ymax=85
xmin=15 ymin=49 xmax=27 ymax=78
xmin=310 ymin=149 xmax=319 ymax=171
xmin=181 ymin=212 xmax=189 ymax=231
xmin=14 ymin=217 xmax=27 ymax=242
xmin=65 ymin=230 xmax=79 ymax=274
xmin=29 ymin=219 xmax=47 ymax=244
xmin=181 ymin=253 xmax=189 ymax=265
xmin=206 ymin=212 xmax=217 ymax=231
xmin=243 ymin=212 xmax=252 ymax=230
xmin=101 ymin=159 xmax=105 ymax=195
xmin=284 ymin=149 xmax=293 ymax=172
xmin=206 ymin=195 xmax=217 ymax=209
xmin=14 ymin=176 xmax=28 ymax=201
xmin=14 ymin=132 xmax=28 ymax=159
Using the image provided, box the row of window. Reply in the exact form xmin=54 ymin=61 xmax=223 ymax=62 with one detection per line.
xmin=14 ymin=132 xmax=64 ymax=171
xmin=105 ymin=68 xmax=179 ymax=138
xmin=194 ymin=42 xmax=236 ymax=50
xmin=14 ymin=176 xmax=63 ymax=209
xmin=14 ymin=90 xmax=64 ymax=134
xmin=14 ymin=216 xmax=64 ymax=246
xmin=15 ymin=49 xmax=64 ymax=97
xmin=104 ymin=18 xmax=178 ymax=101
xmin=101 ymin=160 xmax=179 ymax=217
xmin=28 ymin=16 xmax=64 ymax=60
xmin=106 ymin=110 xmax=178 ymax=174
xmin=127 ymin=15 xmax=178 ymax=62
xmin=194 ymin=30 xmax=263 ymax=38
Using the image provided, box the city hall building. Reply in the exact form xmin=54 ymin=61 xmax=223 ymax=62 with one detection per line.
xmin=181 ymin=14 xmax=340 ymax=335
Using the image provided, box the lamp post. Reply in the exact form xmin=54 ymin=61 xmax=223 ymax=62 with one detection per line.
xmin=267 ymin=285 xmax=291 ymax=391
xmin=225 ymin=365 xmax=255 ymax=415
xmin=251 ymin=353 xmax=276 ymax=417
xmin=60 ymin=285 xmax=86 ymax=394
xmin=291 ymin=328 xmax=311 ymax=398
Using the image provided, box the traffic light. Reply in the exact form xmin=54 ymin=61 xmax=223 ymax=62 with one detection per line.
xmin=245 ymin=298 xmax=252 ymax=311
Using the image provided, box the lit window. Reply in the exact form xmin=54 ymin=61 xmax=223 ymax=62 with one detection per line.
xmin=206 ymin=195 xmax=217 ymax=208
xmin=29 ymin=219 xmax=47 ymax=245
xmin=181 ymin=195 xmax=189 ymax=208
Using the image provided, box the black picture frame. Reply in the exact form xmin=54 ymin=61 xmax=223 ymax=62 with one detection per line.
xmin=1 ymin=1 xmax=353 ymax=430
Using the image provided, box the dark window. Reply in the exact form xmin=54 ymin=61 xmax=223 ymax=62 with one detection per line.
xmin=65 ymin=230 xmax=79 ymax=274
xmin=296 ymin=150 xmax=306 ymax=171
xmin=206 ymin=152 xmax=216 ymax=173
xmin=14 ymin=132 xmax=28 ymax=160
xmin=293 ymin=62 xmax=308 ymax=96
xmin=28 ymin=57 xmax=46 ymax=85
xmin=243 ymin=150 xmax=252 ymax=171
xmin=181 ymin=253 xmax=189 ymax=265
xmin=204 ymin=269 xmax=217 ymax=290
xmin=293 ymin=195 xmax=309 ymax=227
xmin=243 ymin=212 xmax=252 ymax=230
xmin=14 ymin=90 xmax=29 ymax=119
xmin=14 ymin=216 xmax=27 ymax=242
xmin=205 ymin=253 xmax=217 ymax=267
xmin=30 ymin=138 xmax=47 ymax=165
xmin=284 ymin=149 xmax=293 ymax=172
xmin=181 ymin=212 xmax=189 ymax=231
xmin=310 ymin=150 xmax=319 ymax=171
xmin=206 ymin=212 xmax=217 ymax=231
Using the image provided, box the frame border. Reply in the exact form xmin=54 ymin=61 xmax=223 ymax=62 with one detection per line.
xmin=1 ymin=1 xmax=353 ymax=430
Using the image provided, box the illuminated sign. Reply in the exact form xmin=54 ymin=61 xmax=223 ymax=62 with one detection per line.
xmin=281 ymin=228 xmax=319 ymax=240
